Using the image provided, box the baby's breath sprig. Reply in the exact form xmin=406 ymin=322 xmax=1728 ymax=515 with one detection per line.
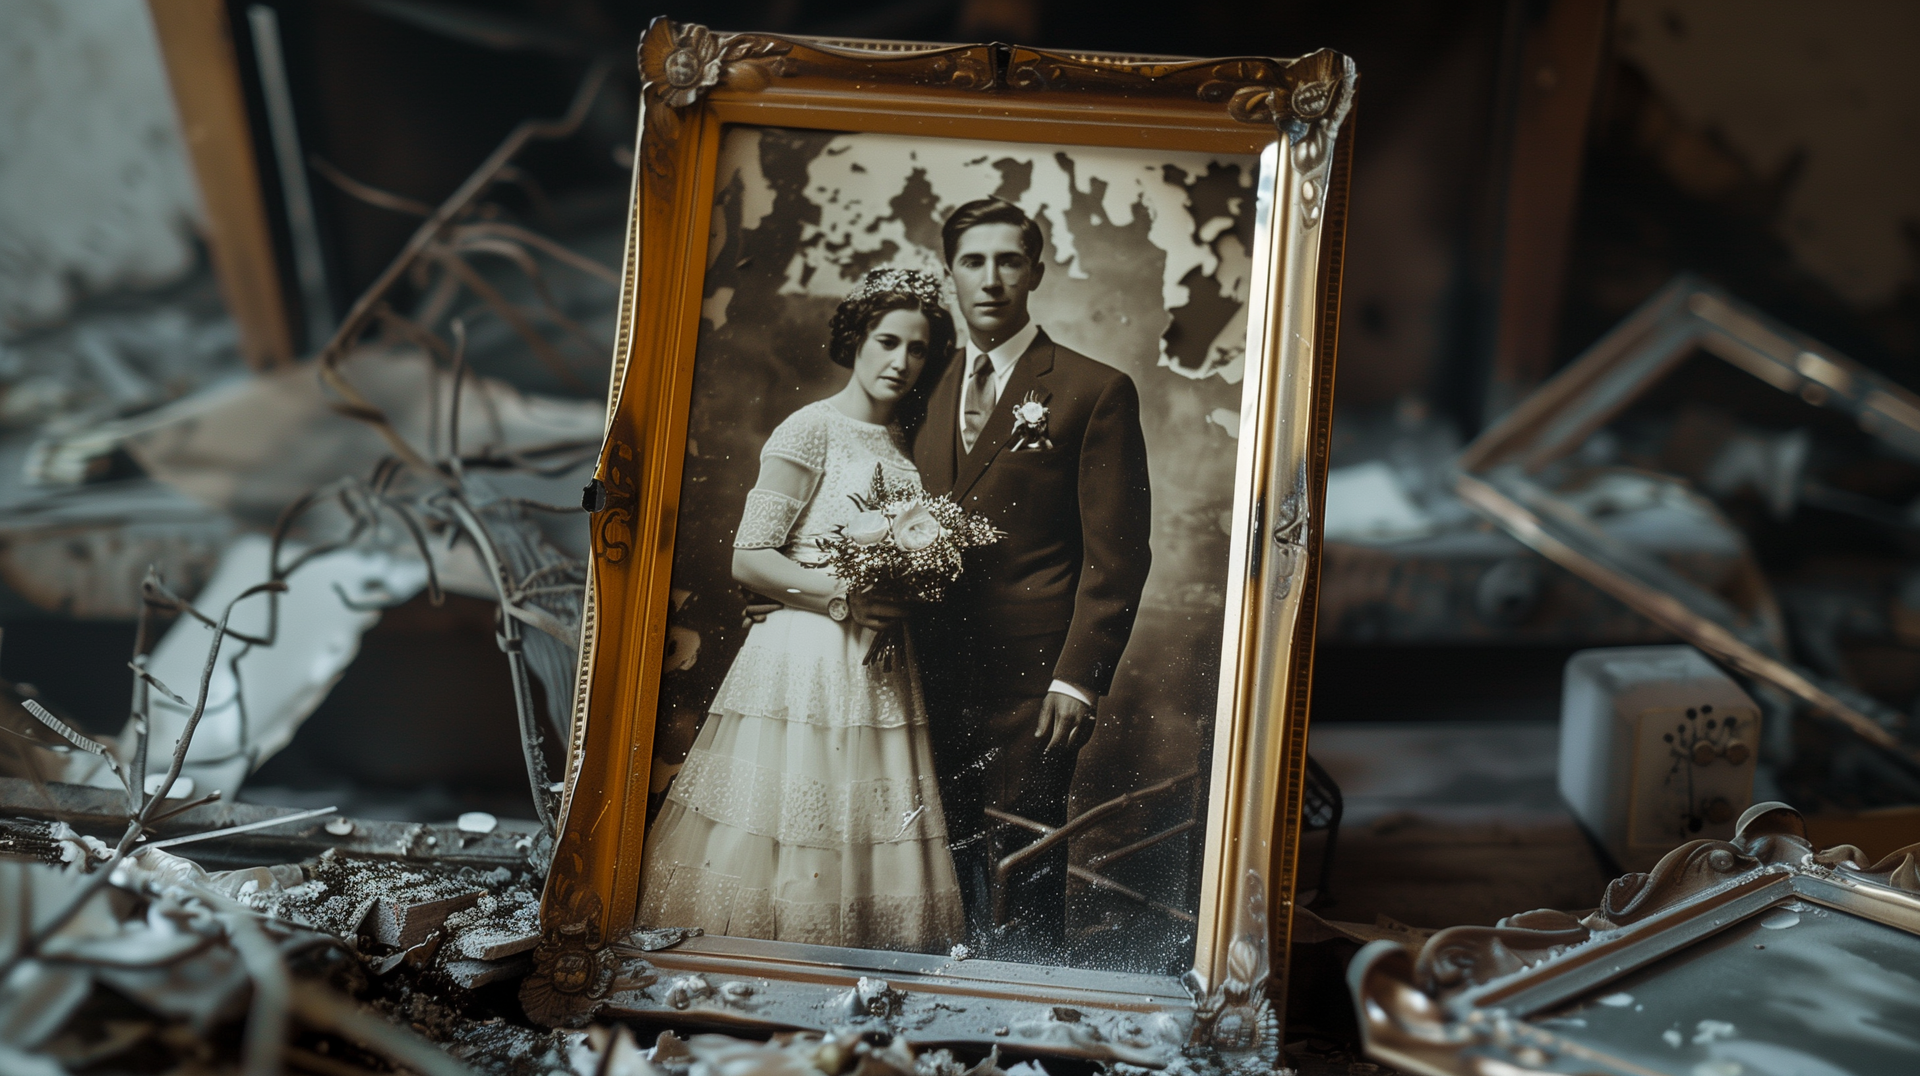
xmin=816 ymin=466 xmax=1002 ymax=668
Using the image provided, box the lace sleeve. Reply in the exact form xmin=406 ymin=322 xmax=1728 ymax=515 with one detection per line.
xmin=734 ymin=488 xmax=805 ymax=549
xmin=733 ymin=407 xmax=828 ymax=550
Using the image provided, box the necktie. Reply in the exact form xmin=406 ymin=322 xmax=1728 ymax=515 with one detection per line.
xmin=961 ymin=353 xmax=993 ymax=453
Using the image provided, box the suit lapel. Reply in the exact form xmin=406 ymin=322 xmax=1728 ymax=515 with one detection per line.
xmin=953 ymin=331 xmax=1054 ymax=503
xmin=918 ymin=356 xmax=961 ymax=493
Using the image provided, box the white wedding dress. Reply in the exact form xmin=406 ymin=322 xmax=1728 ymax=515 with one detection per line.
xmin=637 ymin=400 xmax=965 ymax=951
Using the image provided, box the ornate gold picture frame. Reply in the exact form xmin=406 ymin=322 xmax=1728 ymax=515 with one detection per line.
xmin=526 ymin=21 xmax=1354 ymax=1066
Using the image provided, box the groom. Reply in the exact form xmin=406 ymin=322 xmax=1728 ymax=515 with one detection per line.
xmin=914 ymin=197 xmax=1152 ymax=956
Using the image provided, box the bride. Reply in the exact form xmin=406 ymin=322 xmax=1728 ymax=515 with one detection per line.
xmin=638 ymin=268 xmax=966 ymax=952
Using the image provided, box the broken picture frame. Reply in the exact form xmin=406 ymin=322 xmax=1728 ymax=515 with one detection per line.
xmin=1457 ymin=275 xmax=1920 ymax=770
xmin=524 ymin=20 xmax=1354 ymax=1066
xmin=1349 ymin=802 xmax=1920 ymax=1075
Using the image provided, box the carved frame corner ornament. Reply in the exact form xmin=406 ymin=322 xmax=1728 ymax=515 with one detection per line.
xmin=1348 ymin=803 xmax=1920 ymax=1076
xmin=637 ymin=22 xmax=793 ymax=177
xmin=520 ymin=834 xmax=657 ymax=1026
xmin=533 ymin=17 xmax=1357 ymax=1070
xmin=1184 ymin=871 xmax=1282 ymax=1075
xmin=1200 ymin=51 xmax=1355 ymax=231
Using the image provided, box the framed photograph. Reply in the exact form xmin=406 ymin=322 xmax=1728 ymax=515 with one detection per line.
xmin=1350 ymin=803 xmax=1920 ymax=1076
xmin=525 ymin=21 xmax=1354 ymax=1066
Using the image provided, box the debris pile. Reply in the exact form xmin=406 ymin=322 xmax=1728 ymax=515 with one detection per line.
xmin=285 ymin=851 xmax=542 ymax=990
xmin=559 ymin=1024 xmax=1025 ymax=1076
xmin=0 ymin=62 xmax=630 ymax=1075
xmin=0 ymin=848 xmax=480 ymax=1075
xmin=0 ymin=833 xmax=1062 ymax=1076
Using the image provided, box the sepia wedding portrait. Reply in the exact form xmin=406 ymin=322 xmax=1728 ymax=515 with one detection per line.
xmin=644 ymin=127 xmax=1260 ymax=973
xmin=539 ymin=26 xmax=1349 ymax=1059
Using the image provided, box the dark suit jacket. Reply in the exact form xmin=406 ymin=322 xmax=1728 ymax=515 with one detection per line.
xmin=913 ymin=329 xmax=1151 ymax=696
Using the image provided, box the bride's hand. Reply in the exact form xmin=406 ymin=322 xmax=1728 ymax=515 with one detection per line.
xmin=848 ymin=590 xmax=910 ymax=630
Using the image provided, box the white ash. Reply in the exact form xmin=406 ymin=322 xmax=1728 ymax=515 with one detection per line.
xmin=280 ymin=850 xmax=540 ymax=975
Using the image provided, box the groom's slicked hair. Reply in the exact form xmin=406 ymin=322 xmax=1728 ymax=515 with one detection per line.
xmin=941 ymin=197 xmax=1043 ymax=265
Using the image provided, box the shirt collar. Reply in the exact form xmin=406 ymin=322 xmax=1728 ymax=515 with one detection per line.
xmin=966 ymin=320 xmax=1040 ymax=377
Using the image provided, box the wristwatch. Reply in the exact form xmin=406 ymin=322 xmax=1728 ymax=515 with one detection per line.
xmin=826 ymin=594 xmax=850 ymax=622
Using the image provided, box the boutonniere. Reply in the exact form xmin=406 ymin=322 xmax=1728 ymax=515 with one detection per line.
xmin=1009 ymin=391 xmax=1052 ymax=451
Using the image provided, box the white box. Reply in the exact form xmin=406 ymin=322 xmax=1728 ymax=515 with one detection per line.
xmin=1560 ymin=646 xmax=1762 ymax=871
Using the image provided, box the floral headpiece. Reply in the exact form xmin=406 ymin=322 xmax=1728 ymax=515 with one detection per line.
xmin=847 ymin=268 xmax=945 ymax=310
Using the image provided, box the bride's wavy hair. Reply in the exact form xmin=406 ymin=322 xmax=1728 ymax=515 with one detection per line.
xmin=827 ymin=268 xmax=957 ymax=436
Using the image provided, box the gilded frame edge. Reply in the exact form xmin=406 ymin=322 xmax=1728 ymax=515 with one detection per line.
xmin=1347 ymin=803 xmax=1920 ymax=1076
xmin=526 ymin=20 xmax=1355 ymax=1063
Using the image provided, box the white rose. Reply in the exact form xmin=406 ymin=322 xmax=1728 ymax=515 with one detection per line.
xmin=844 ymin=510 xmax=891 ymax=546
xmin=890 ymin=502 xmax=945 ymax=552
xmin=1014 ymin=400 xmax=1047 ymax=425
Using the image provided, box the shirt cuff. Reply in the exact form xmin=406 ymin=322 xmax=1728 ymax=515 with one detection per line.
xmin=1048 ymin=679 xmax=1094 ymax=706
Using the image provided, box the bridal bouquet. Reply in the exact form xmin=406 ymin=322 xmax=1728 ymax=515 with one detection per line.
xmin=818 ymin=465 xmax=1002 ymax=668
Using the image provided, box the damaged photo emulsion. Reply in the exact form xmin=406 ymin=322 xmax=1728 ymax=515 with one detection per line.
xmin=637 ymin=126 xmax=1258 ymax=975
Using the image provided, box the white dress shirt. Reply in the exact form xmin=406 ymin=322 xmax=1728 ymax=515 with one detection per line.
xmin=958 ymin=320 xmax=1094 ymax=708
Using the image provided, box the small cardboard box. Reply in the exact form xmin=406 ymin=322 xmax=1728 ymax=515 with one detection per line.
xmin=1560 ymin=646 xmax=1761 ymax=871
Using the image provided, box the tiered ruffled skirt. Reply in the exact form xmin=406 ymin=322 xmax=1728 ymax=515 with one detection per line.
xmin=637 ymin=608 xmax=964 ymax=951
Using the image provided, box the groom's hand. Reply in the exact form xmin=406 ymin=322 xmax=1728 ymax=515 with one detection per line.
xmin=1036 ymin=691 xmax=1095 ymax=753
xmin=739 ymin=587 xmax=783 ymax=626
xmin=848 ymin=591 xmax=910 ymax=631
